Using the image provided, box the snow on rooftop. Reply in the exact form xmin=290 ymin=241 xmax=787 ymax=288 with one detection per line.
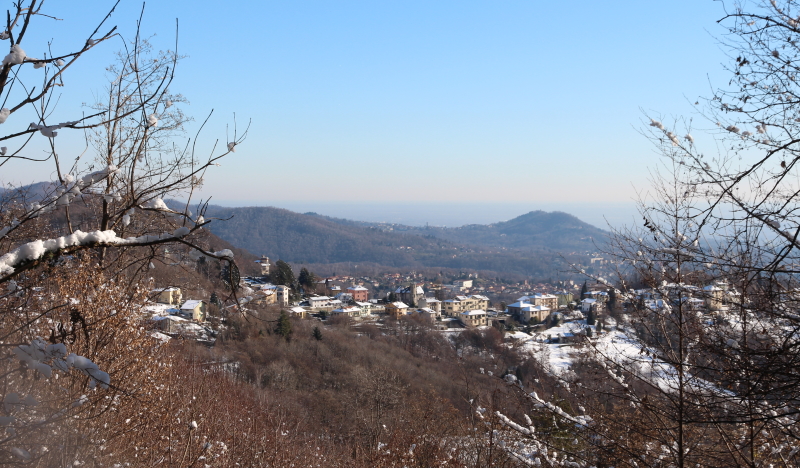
xmin=150 ymin=332 xmax=171 ymax=341
xmin=151 ymin=315 xmax=188 ymax=322
xmin=461 ymin=309 xmax=486 ymax=316
xmin=144 ymin=303 xmax=175 ymax=316
xmin=505 ymin=331 xmax=531 ymax=340
xmin=181 ymin=300 xmax=203 ymax=310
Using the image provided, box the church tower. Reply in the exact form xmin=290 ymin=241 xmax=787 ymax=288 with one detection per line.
xmin=260 ymin=256 xmax=270 ymax=277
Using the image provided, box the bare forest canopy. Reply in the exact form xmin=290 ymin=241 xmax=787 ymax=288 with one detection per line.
xmin=186 ymin=203 xmax=602 ymax=279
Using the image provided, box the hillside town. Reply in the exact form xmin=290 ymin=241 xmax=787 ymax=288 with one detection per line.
xmin=145 ymin=255 xmax=747 ymax=347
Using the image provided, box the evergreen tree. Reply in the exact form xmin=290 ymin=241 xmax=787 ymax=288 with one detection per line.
xmin=210 ymin=291 xmax=220 ymax=307
xmin=275 ymin=310 xmax=293 ymax=342
xmin=273 ymin=260 xmax=296 ymax=286
xmin=608 ymin=287 xmax=617 ymax=312
xmin=298 ymin=267 xmax=316 ymax=291
xmin=580 ymin=280 xmax=588 ymax=299
xmin=312 ymin=326 xmax=323 ymax=341
xmin=586 ymin=326 xmax=593 ymax=338
xmin=586 ymin=308 xmax=596 ymax=326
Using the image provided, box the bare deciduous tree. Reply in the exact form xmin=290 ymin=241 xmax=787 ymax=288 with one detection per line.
xmin=0 ymin=2 xmax=246 ymax=464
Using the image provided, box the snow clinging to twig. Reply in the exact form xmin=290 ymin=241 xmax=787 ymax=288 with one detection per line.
xmin=666 ymin=132 xmax=679 ymax=146
xmin=143 ymin=198 xmax=171 ymax=211
xmin=213 ymin=249 xmax=234 ymax=260
xmin=2 ymin=44 xmax=25 ymax=66
xmin=80 ymin=165 xmax=119 ymax=186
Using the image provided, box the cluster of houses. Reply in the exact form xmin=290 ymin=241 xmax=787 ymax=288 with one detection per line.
xmin=146 ymin=255 xmax=746 ymax=342
xmin=631 ymin=280 xmax=741 ymax=313
xmin=148 ymin=287 xmax=209 ymax=334
xmin=269 ymin=279 xmax=498 ymax=328
xmin=145 ymin=277 xmax=615 ymax=335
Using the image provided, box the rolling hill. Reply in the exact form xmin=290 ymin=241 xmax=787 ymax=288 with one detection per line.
xmin=193 ymin=204 xmax=605 ymax=279
xmin=381 ymin=210 xmax=608 ymax=253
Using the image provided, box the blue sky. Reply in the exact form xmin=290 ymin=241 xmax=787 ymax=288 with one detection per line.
xmin=1 ymin=0 xmax=730 ymax=224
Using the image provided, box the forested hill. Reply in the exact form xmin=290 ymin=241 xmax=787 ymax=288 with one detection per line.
xmin=420 ymin=210 xmax=607 ymax=252
xmin=191 ymin=204 xmax=600 ymax=278
xmin=326 ymin=210 xmax=608 ymax=253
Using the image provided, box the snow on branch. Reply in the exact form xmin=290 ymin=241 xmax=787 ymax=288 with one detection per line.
xmin=0 ymin=228 xmax=232 ymax=280
xmin=12 ymin=338 xmax=110 ymax=389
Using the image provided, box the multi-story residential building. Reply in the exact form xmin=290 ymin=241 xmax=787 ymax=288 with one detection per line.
xmin=581 ymin=298 xmax=602 ymax=313
xmin=460 ymin=310 xmax=487 ymax=327
xmin=442 ymin=295 xmax=490 ymax=317
xmin=331 ymin=306 xmax=361 ymax=317
xmin=419 ymin=297 xmax=441 ymax=314
xmin=518 ymin=293 xmax=558 ymax=310
xmin=554 ymin=290 xmax=574 ymax=307
xmin=347 ymin=285 xmax=369 ymax=302
xmin=287 ymin=306 xmax=308 ymax=318
xmin=152 ymin=287 xmax=182 ymax=305
xmin=507 ymin=301 xmax=552 ymax=323
xmin=307 ymin=296 xmax=334 ymax=310
xmin=253 ymin=289 xmax=277 ymax=305
xmin=276 ymin=285 xmax=291 ymax=306
xmin=355 ymin=301 xmax=372 ymax=316
xmin=180 ymin=300 xmax=207 ymax=322
xmin=385 ymin=301 xmax=410 ymax=318
xmin=583 ymin=290 xmax=609 ymax=303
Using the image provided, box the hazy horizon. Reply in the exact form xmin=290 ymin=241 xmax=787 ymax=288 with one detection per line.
xmin=206 ymin=200 xmax=639 ymax=230
xmin=0 ymin=0 xmax=727 ymax=209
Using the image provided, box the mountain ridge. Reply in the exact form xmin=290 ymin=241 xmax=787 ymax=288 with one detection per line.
xmin=315 ymin=209 xmax=608 ymax=252
xmin=188 ymin=203 xmax=604 ymax=279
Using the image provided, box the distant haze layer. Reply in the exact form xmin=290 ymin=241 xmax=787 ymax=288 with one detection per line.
xmin=208 ymin=200 xmax=638 ymax=230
